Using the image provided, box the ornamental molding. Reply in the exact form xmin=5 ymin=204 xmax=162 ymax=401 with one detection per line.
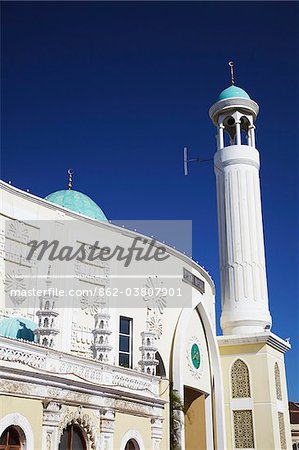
xmin=42 ymin=401 xmax=63 ymax=426
xmin=58 ymin=407 xmax=100 ymax=450
xmin=0 ymin=346 xmax=47 ymax=369
xmin=100 ymin=409 xmax=115 ymax=435
xmin=0 ymin=337 xmax=160 ymax=396
xmin=186 ymin=335 xmax=204 ymax=381
xmin=112 ymin=373 xmax=153 ymax=392
xmin=0 ymin=340 xmax=165 ymax=418
xmin=142 ymin=276 xmax=167 ymax=314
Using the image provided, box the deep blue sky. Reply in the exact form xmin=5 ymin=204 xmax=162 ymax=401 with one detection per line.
xmin=1 ymin=2 xmax=298 ymax=399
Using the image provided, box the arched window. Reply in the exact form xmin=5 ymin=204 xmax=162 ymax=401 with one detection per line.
xmin=155 ymin=352 xmax=166 ymax=377
xmin=0 ymin=426 xmax=21 ymax=450
xmin=125 ymin=439 xmax=140 ymax=450
xmin=275 ymin=362 xmax=282 ymax=400
xmin=231 ymin=359 xmax=251 ymax=398
xmin=58 ymin=425 xmax=87 ymax=450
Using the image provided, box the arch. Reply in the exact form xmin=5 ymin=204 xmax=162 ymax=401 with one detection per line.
xmin=172 ymin=300 xmax=227 ymax=450
xmin=0 ymin=413 xmax=34 ymax=450
xmin=0 ymin=426 xmax=21 ymax=449
xmin=274 ymin=362 xmax=282 ymax=400
xmin=125 ymin=439 xmax=139 ymax=450
xmin=57 ymin=409 xmax=99 ymax=450
xmin=231 ymin=359 xmax=251 ymax=398
xmin=155 ymin=351 xmax=166 ymax=377
xmin=120 ymin=430 xmax=145 ymax=450
xmin=223 ymin=115 xmax=236 ymax=144
xmin=58 ymin=424 xmax=87 ymax=450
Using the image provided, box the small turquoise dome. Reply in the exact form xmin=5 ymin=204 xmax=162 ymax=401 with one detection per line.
xmin=0 ymin=317 xmax=37 ymax=341
xmin=45 ymin=190 xmax=108 ymax=221
xmin=218 ymin=85 xmax=250 ymax=101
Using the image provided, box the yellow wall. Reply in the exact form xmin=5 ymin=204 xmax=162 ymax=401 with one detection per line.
xmin=219 ymin=341 xmax=292 ymax=450
xmin=0 ymin=396 xmax=43 ymax=450
xmin=114 ymin=413 xmax=152 ymax=450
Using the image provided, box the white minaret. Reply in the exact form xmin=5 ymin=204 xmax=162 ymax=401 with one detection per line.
xmin=210 ymin=65 xmax=272 ymax=335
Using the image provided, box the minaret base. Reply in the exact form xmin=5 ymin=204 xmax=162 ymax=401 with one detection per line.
xmin=218 ymin=332 xmax=292 ymax=450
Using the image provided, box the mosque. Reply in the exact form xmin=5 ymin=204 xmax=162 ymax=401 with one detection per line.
xmin=0 ymin=76 xmax=293 ymax=449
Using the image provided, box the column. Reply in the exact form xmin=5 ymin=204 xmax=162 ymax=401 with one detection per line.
xmin=41 ymin=402 xmax=63 ymax=450
xmin=235 ymin=120 xmax=241 ymax=145
xmin=218 ymin=123 xmax=225 ymax=150
xmin=100 ymin=410 xmax=115 ymax=450
xmin=248 ymin=124 xmax=256 ymax=148
xmin=151 ymin=418 xmax=163 ymax=450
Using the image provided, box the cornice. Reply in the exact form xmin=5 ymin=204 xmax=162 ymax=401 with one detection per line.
xmin=217 ymin=331 xmax=291 ymax=354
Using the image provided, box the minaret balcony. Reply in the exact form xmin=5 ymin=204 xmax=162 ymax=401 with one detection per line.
xmin=36 ymin=310 xmax=59 ymax=317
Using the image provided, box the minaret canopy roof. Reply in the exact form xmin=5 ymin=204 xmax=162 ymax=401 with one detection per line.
xmin=218 ymin=85 xmax=251 ymax=101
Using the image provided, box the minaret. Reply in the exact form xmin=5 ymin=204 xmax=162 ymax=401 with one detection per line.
xmin=209 ymin=63 xmax=272 ymax=335
xmin=139 ymin=308 xmax=159 ymax=375
xmin=34 ymin=265 xmax=59 ymax=347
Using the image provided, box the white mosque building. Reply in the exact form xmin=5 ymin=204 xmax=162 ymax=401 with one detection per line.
xmin=0 ymin=79 xmax=293 ymax=450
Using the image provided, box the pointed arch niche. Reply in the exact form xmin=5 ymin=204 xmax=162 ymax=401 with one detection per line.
xmin=231 ymin=359 xmax=251 ymax=398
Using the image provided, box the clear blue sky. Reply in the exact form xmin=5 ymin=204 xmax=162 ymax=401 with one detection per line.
xmin=1 ymin=2 xmax=298 ymax=399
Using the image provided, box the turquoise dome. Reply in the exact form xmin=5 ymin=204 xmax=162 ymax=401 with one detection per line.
xmin=218 ymin=85 xmax=250 ymax=101
xmin=45 ymin=190 xmax=108 ymax=221
xmin=0 ymin=317 xmax=37 ymax=341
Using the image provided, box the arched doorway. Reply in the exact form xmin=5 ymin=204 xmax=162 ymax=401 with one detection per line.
xmin=58 ymin=425 xmax=87 ymax=450
xmin=125 ymin=439 xmax=140 ymax=450
xmin=0 ymin=426 xmax=21 ymax=450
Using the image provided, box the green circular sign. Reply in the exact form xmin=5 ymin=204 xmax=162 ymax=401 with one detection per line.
xmin=191 ymin=343 xmax=201 ymax=369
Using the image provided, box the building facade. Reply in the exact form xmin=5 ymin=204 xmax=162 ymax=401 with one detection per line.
xmin=0 ymin=82 xmax=293 ymax=449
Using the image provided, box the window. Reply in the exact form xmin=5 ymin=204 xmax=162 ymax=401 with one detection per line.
xmin=233 ymin=410 xmax=255 ymax=449
xmin=119 ymin=316 xmax=133 ymax=368
xmin=231 ymin=359 xmax=251 ymax=398
xmin=275 ymin=362 xmax=282 ymax=400
xmin=278 ymin=412 xmax=287 ymax=450
xmin=125 ymin=439 xmax=140 ymax=450
xmin=0 ymin=426 xmax=21 ymax=450
xmin=58 ymin=425 xmax=86 ymax=450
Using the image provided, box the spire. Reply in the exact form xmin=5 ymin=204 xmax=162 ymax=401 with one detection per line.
xmin=67 ymin=169 xmax=73 ymax=190
xmin=228 ymin=61 xmax=235 ymax=85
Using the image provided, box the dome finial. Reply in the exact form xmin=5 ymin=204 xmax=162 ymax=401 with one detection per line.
xmin=67 ymin=169 xmax=73 ymax=190
xmin=228 ymin=61 xmax=235 ymax=85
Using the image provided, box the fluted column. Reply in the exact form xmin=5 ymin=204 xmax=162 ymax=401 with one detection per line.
xmin=214 ymin=144 xmax=272 ymax=335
